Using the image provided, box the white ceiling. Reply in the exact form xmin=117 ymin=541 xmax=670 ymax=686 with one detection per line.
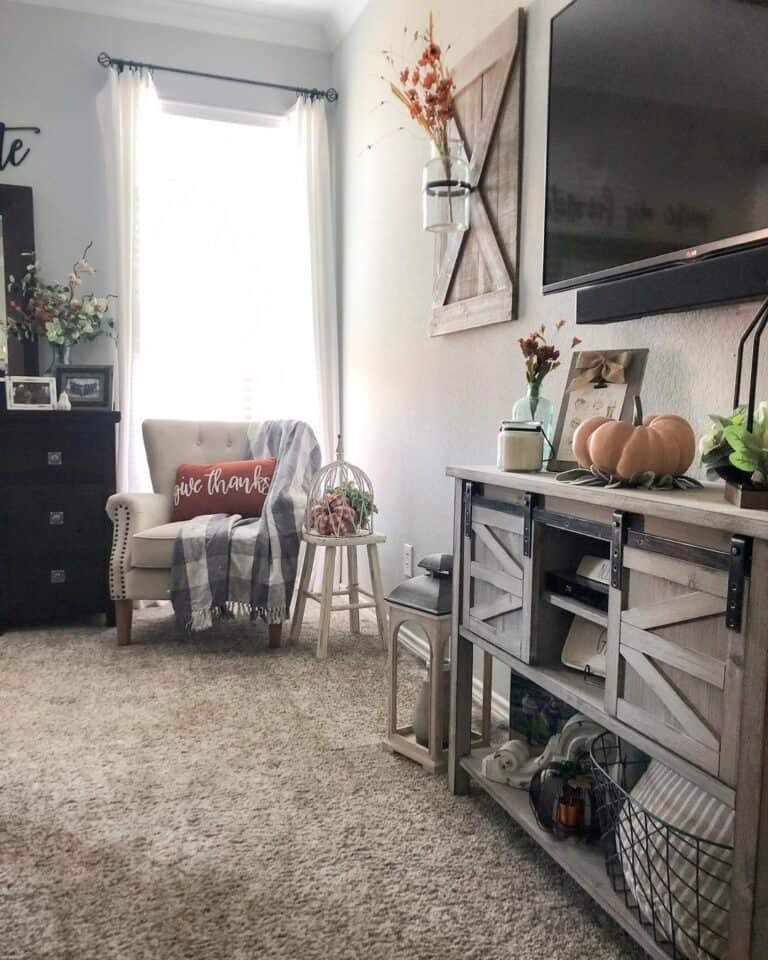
xmin=11 ymin=0 xmax=369 ymax=49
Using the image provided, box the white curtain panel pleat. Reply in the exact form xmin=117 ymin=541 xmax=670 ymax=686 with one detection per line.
xmin=97 ymin=67 xmax=160 ymax=491
xmin=289 ymin=97 xmax=340 ymax=464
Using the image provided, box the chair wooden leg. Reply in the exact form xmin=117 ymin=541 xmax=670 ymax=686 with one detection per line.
xmin=268 ymin=622 xmax=282 ymax=649
xmin=116 ymin=599 xmax=133 ymax=646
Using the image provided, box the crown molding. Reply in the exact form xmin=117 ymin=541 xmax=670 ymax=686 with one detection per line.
xmin=325 ymin=0 xmax=367 ymax=47
xmin=9 ymin=0 xmax=335 ymax=52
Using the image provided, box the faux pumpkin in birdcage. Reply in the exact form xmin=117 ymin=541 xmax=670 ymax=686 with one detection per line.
xmin=305 ymin=436 xmax=377 ymax=537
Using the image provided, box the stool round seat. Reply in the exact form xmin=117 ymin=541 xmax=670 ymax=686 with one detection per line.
xmin=302 ymin=532 xmax=386 ymax=547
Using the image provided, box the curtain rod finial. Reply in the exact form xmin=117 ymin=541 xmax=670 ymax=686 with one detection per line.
xmin=326 ymin=88 xmax=339 ymax=103
xmin=97 ymin=52 xmax=112 ymax=67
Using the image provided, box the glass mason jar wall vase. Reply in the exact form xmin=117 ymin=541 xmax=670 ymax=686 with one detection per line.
xmin=422 ymin=142 xmax=471 ymax=233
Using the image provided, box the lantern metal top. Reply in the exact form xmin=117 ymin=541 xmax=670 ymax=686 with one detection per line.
xmin=305 ymin=434 xmax=376 ymax=537
xmin=386 ymin=554 xmax=453 ymax=616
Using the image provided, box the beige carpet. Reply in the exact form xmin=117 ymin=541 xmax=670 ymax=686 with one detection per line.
xmin=0 ymin=607 xmax=643 ymax=960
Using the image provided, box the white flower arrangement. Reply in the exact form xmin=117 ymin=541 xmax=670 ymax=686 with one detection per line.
xmin=6 ymin=242 xmax=116 ymax=348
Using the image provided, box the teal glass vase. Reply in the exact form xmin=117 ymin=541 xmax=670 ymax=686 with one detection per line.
xmin=512 ymin=382 xmax=554 ymax=466
xmin=46 ymin=342 xmax=72 ymax=372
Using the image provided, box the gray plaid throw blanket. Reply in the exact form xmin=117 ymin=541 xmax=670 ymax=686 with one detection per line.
xmin=171 ymin=420 xmax=321 ymax=632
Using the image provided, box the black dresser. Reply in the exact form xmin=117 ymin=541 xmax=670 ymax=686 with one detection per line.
xmin=0 ymin=409 xmax=120 ymax=626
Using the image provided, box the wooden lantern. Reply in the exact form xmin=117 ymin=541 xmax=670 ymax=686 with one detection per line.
xmin=384 ymin=555 xmax=491 ymax=774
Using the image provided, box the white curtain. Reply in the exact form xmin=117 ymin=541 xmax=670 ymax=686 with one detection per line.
xmin=98 ymin=67 xmax=160 ymax=491
xmin=289 ymin=96 xmax=340 ymax=463
xmin=99 ymin=78 xmax=338 ymax=487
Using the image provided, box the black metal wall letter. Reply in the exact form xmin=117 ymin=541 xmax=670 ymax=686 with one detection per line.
xmin=0 ymin=123 xmax=41 ymax=171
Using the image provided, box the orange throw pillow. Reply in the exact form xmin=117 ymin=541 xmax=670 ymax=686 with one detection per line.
xmin=171 ymin=458 xmax=277 ymax=522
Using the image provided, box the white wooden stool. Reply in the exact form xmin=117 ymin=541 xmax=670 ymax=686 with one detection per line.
xmin=290 ymin=532 xmax=388 ymax=658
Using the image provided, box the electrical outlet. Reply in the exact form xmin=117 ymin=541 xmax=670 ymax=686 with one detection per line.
xmin=403 ymin=543 xmax=414 ymax=577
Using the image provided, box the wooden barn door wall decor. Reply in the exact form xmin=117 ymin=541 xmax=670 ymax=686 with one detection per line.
xmin=430 ymin=11 xmax=525 ymax=338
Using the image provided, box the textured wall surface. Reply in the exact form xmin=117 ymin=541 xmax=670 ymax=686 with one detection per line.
xmin=334 ymin=0 xmax=761 ymax=596
xmin=0 ymin=0 xmax=332 ymax=366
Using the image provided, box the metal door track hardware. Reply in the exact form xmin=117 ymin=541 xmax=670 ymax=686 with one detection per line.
xmin=726 ymin=535 xmax=752 ymax=632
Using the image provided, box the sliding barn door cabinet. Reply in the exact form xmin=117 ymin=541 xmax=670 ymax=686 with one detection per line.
xmin=448 ymin=467 xmax=768 ymax=960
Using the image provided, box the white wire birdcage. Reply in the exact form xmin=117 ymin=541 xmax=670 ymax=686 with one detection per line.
xmin=304 ymin=435 xmax=376 ymax=537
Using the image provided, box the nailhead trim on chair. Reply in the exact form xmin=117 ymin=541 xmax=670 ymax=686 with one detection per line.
xmin=108 ymin=504 xmax=130 ymax=600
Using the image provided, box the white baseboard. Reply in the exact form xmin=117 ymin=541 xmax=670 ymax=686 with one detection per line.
xmin=360 ymin=608 xmax=508 ymax=722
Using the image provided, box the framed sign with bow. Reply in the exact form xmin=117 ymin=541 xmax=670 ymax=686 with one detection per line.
xmin=548 ymin=348 xmax=648 ymax=473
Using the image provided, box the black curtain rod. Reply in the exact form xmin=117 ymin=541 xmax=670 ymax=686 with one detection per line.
xmin=97 ymin=52 xmax=338 ymax=103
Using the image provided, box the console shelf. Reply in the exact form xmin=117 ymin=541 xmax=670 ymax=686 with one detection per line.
xmin=458 ymin=624 xmax=731 ymax=806
xmin=461 ymin=749 xmax=671 ymax=960
xmin=542 ymin=590 xmax=608 ymax=627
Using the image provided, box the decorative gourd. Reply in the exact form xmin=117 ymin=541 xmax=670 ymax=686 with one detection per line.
xmin=572 ymin=397 xmax=696 ymax=480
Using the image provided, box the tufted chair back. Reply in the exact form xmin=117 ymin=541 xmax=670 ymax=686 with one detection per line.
xmin=142 ymin=420 xmax=253 ymax=499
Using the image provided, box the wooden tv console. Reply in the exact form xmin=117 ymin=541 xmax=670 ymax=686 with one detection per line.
xmin=446 ymin=467 xmax=768 ymax=960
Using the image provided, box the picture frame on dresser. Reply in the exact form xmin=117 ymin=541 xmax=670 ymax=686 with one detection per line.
xmin=55 ymin=364 xmax=113 ymax=410
xmin=548 ymin=348 xmax=648 ymax=473
xmin=5 ymin=375 xmax=56 ymax=410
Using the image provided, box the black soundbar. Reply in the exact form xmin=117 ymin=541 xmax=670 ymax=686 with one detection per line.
xmin=576 ymin=243 xmax=768 ymax=324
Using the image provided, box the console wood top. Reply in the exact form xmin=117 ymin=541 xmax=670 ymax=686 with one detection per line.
xmin=446 ymin=466 xmax=768 ymax=540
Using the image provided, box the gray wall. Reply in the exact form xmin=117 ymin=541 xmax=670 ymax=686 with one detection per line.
xmin=0 ymin=0 xmax=332 ymax=367
xmin=333 ymin=0 xmax=758 ymax=592
xmin=333 ymin=0 xmax=762 ymax=701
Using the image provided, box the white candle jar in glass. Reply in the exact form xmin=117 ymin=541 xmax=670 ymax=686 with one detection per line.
xmin=497 ymin=421 xmax=544 ymax=472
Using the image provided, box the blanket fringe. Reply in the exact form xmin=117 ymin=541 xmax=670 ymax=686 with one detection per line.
xmin=184 ymin=602 xmax=287 ymax=634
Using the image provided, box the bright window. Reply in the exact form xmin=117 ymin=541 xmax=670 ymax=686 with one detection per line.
xmin=135 ymin=104 xmax=318 ymax=432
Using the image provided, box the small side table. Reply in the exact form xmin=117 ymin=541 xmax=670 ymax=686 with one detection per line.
xmin=290 ymin=531 xmax=388 ymax=658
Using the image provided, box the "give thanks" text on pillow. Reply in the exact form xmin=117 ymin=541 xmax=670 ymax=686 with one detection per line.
xmin=171 ymin=458 xmax=277 ymax=522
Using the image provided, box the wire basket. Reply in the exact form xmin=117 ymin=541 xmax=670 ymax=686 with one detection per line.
xmin=590 ymin=733 xmax=734 ymax=960
xmin=304 ymin=435 xmax=375 ymax=537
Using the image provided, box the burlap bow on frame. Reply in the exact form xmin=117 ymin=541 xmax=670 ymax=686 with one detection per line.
xmin=568 ymin=351 xmax=632 ymax=391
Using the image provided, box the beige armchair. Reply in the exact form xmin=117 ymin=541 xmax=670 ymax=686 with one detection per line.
xmin=106 ymin=419 xmax=283 ymax=648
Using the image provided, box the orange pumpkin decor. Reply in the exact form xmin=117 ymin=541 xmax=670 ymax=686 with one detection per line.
xmin=572 ymin=397 xmax=696 ymax=481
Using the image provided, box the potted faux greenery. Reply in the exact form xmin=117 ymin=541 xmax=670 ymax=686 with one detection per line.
xmin=700 ymin=404 xmax=768 ymax=508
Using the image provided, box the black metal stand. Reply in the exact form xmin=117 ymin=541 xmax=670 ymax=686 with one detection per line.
xmin=733 ymin=295 xmax=768 ymax=430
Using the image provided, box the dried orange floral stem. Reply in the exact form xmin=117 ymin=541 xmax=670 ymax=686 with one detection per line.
xmin=385 ymin=11 xmax=456 ymax=160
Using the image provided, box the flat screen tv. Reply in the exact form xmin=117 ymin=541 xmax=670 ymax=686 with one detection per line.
xmin=544 ymin=0 xmax=768 ymax=293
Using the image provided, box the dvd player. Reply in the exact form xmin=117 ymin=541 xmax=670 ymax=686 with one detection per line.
xmin=545 ymin=570 xmax=609 ymax=613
